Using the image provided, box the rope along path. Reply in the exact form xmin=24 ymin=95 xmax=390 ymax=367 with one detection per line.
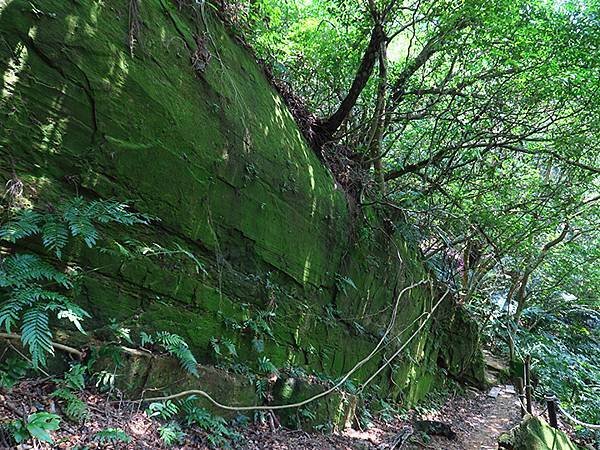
xmin=136 ymin=286 xmax=450 ymax=411
xmin=557 ymin=405 xmax=600 ymax=430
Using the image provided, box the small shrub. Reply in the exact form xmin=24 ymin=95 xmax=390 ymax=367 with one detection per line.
xmin=94 ymin=427 xmax=132 ymax=444
xmin=9 ymin=412 xmax=61 ymax=444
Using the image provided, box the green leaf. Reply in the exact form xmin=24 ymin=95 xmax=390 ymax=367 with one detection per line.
xmin=20 ymin=308 xmax=54 ymax=368
xmin=25 ymin=412 xmax=60 ymax=443
xmin=94 ymin=427 xmax=132 ymax=443
xmin=252 ymin=337 xmax=265 ymax=353
xmin=0 ymin=210 xmax=42 ymax=242
xmin=41 ymin=214 xmax=69 ymax=258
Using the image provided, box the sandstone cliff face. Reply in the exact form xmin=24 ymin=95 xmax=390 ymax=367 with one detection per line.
xmin=0 ymin=0 xmax=483 ymax=425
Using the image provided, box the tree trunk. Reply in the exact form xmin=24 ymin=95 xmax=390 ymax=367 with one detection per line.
xmin=314 ymin=24 xmax=385 ymax=147
xmin=365 ymin=35 xmax=388 ymax=195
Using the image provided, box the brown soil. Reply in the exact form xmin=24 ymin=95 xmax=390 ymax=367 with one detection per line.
xmin=0 ymin=380 xmax=522 ymax=450
xmin=404 ymin=386 xmax=521 ymax=450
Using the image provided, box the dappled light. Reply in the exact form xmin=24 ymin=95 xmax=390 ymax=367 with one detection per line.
xmin=0 ymin=0 xmax=598 ymax=449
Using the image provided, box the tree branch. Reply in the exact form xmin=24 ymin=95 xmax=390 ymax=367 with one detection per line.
xmin=314 ymin=24 xmax=385 ymax=145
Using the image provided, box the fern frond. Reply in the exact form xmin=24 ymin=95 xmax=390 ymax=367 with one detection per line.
xmin=51 ymin=388 xmax=88 ymax=422
xmin=154 ymin=332 xmax=199 ymax=377
xmin=158 ymin=422 xmax=185 ymax=445
xmin=140 ymin=331 xmax=154 ymax=346
xmin=146 ymin=400 xmax=179 ymax=420
xmin=155 ymin=331 xmax=184 ymax=347
xmin=63 ymin=363 xmax=86 ymax=391
xmin=88 ymin=200 xmax=148 ymax=225
xmin=20 ymin=307 xmax=54 ymax=367
xmin=222 ymin=337 xmax=238 ymax=358
xmin=169 ymin=345 xmax=199 ymax=377
xmin=1 ymin=197 xmax=147 ymax=367
xmin=0 ymin=209 xmax=42 ymax=242
xmin=17 ymin=285 xmax=68 ymax=304
xmin=0 ymin=254 xmax=71 ymax=288
xmin=63 ymin=199 xmax=98 ymax=248
xmin=94 ymin=428 xmax=131 ymax=444
xmin=0 ymin=303 xmax=19 ymax=334
xmin=184 ymin=404 xmax=235 ymax=445
xmin=40 ymin=215 xmax=69 ymax=258
xmin=0 ymin=286 xmax=63 ymax=332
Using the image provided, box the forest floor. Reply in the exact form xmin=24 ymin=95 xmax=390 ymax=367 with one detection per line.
xmin=0 ymin=379 xmax=524 ymax=449
xmin=245 ymin=385 xmax=522 ymax=450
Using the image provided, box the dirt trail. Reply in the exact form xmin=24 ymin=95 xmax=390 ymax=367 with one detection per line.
xmin=239 ymin=385 xmax=522 ymax=449
xmin=403 ymin=385 xmax=521 ymax=450
xmin=1 ymin=380 xmax=522 ymax=449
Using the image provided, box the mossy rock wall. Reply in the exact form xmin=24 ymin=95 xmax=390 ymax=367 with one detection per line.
xmin=0 ymin=0 xmax=483 ymax=423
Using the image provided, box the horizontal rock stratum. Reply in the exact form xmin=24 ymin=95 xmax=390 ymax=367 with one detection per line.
xmin=0 ymin=0 xmax=484 ymax=427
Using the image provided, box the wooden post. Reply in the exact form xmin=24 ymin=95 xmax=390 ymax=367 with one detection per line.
xmin=515 ymin=377 xmax=526 ymax=417
xmin=546 ymin=393 xmax=558 ymax=429
xmin=524 ymin=355 xmax=533 ymax=414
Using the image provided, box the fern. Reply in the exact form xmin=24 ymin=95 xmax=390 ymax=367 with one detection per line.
xmin=140 ymin=331 xmax=154 ymax=346
xmin=0 ymin=209 xmax=42 ymax=242
xmin=0 ymin=254 xmax=71 ymax=288
xmin=0 ymin=284 xmax=87 ymax=335
xmin=1 ymin=196 xmax=150 ymax=256
xmin=20 ymin=308 xmax=54 ymax=367
xmin=49 ymin=364 xmax=88 ymax=422
xmin=87 ymin=199 xmax=149 ymax=225
xmin=94 ymin=428 xmax=132 ymax=444
xmin=171 ymin=346 xmax=199 ymax=377
xmin=0 ymin=197 xmax=148 ymax=368
xmin=146 ymin=400 xmax=179 ymax=420
xmin=41 ymin=215 xmax=69 ymax=258
xmin=255 ymin=378 xmax=268 ymax=400
xmin=153 ymin=332 xmax=199 ymax=377
xmin=62 ymin=197 xmax=149 ymax=247
xmin=63 ymin=363 xmax=86 ymax=391
xmin=222 ymin=337 xmax=237 ymax=358
xmin=183 ymin=401 xmax=237 ymax=448
xmin=158 ymin=422 xmax=185 ymax=446
xmin=51 ymin=388 xmax=88 ymax=422
xmin=94 ymin=370 xmax=116 ymax=390
xmin=257 ymin=356 xmax=277 ymax=374
xmin=62 ymin=198 xmax=99 ymax=247
xmin=210 ymin=336 xmax=238 ymax=360
xmin=0 ymin=356 xmax=30 ymax=389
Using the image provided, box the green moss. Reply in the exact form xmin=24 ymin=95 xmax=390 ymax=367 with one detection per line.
xmin=436 ymin=305 xmax=486 ymax=387
xmin=501 ymin=416 xmax=582 ymax=450
xmin=272 ymin=376 xmax=356 ymax=430
xmin=0 ymin=0 xmax=484 ymax=427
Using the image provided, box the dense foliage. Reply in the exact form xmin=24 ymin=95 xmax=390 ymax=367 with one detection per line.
xmin=0 ymin=198 xmax=149 ymax=367
xmin=0 ymin=0 xmax=598 ymax=445
xmin=234 ymin=0 xmax=600 ymax=433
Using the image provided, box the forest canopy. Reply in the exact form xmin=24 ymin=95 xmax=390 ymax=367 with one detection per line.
xmin=231 ymin=0 xmax=600 ymax=428
xmin=0 ymin=0 xmax=599 ymax=446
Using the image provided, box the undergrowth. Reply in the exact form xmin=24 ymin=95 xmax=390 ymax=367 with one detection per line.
xmin=0 ymin=197 xmax=149 ymax=367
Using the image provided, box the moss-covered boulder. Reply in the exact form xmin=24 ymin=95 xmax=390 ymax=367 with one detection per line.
xmin=0 ymin=0 xmax=484 ymax=426
xmin=499 ymin=416 xmax=583 ymax=450
xmin=272 ymin=376 xmax=357 ymax=430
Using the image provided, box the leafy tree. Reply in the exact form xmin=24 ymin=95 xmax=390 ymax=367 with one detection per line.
xmin=235 ymin=0 xmax=600 ymax=427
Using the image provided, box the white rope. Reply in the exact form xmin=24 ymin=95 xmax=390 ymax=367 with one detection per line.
xmin=359 ymin=289 xmax=450 ymax=390
xmin=557 ymin=404 xmax=600 ymax=430
xmin=137 ymin=281 xmax=442 ymax=411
